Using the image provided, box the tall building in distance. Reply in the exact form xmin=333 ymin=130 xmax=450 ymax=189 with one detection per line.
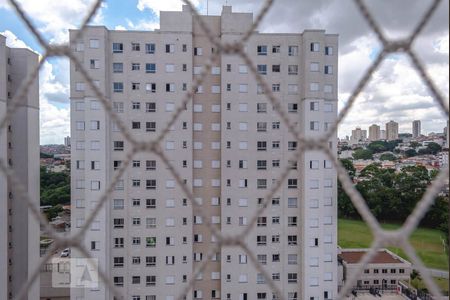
xmin=0 ymin=34 xmax=40 ymax=300
xmin=368 ymin=124 xmax=380 ymax=141
xmin=64 ymin=135 xmax=71 ymax=147
xmin=385 ymin=120 xmax=399 ymax=141
xmin=350 ymin=127 xmax=367 ymax=143
xmin=412 ymin=120 xmax=421 ymax=138
xmin=380 ymin=129 xmax=386 ymax=140
xmin=70 ymin=6 xmax=338 ymax=300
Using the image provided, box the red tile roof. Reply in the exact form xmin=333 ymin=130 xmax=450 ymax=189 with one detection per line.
xmin=339 ymin=250 xmax=402 ymax=264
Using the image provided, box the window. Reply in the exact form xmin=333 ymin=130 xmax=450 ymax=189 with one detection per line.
xmin=310 ymin=160 xmax=319 ymax=169
xmin=112 ymin=42 xmax=123 ymax=53
xmin=257 ymin=64 xmax=267 ymax=75
xmin=146 ymin=198 xmax=156 ymax=208
xmin=324 ymin=65 xmax=333 ymax=74
xmin=288 ymin=179 xmax=297 ymax=188
xmin=89 ymin=39 xmax=99 ymax=48
xmin=75 ymin=82 xmax=85 ymax=91
xmin=257 ymin=160 xmax=267 ymax=170
xmin=165 ymin=43 xmax=174 ymax=53
xmin=114 ymin=276 xmax=124 ymax=286
xmin=288 ymin=65 xmax=298 ymax=75
xmin=324 ymin=84 xmax=333 ymax=93
xmin=325 ymin=46 xmax=333 ymax=55
xmin=166 ymin=83 xmax=175 ymax=92
xmin=146 ymin=237 xmax=156 ymax=248
xmin=310 ymin=62 xmax=319 ymax=72
xmin=288 ymin=235 xmax=297 ymax=245
xmin=146 ymin=275 xmax=156 ymax=286
xmin=76 ymin=121 xmax=85 ymax=131
xmin=257 ymin=103 xmax=267 ymax=113
xmin=257 ymin=141 xmax=267 ymax=151
xmin=310 ymin=82 xmax=319 ymax=91
xmin=288 ymin=103 xmax=298 ymax=112
xmin=310 ymin=42 xmax=320 ymax=52
xmin=131 ymin=62 xmax=140 ymax=71
xmin=146 ymin=63 xmax=156 ymax=73
xmin=113 ymin=141 xmax=124 ymax=151
xmin=257 ymin=45 xmax=267 ymax=55
xmin=90 ymin=59 xmax=100 ymax=69
xmin=146 ymin=102 xmax=156 ymax=112
xmin=257 ymin=122 xmax=267 ymax=132
xmin=132 ymin=82 xmax=140 ymax=90
xmin=113 ymin=102 xmax=124 ymax=113
xmin=113 ymin=82 xmax=123 ymax=93
xmin=165 ymin=64 xmax=175 ymax=72
xmin=194 ymin=47 xmax=203 ymax=56
xmin=257 ymin=236 xmax=267 ymax=246
xmin=272 ymin=84 xmax=280 ymax=92
xmin=288 ymin=84 xmax=298 ymax=94
xmin=272 ymin=45 xmax=280 ymax=53
xmin=131 ymin=42 xmax=140 ymax=51
xmin=288 ymin=197 xmax=297 ymax=208
xmin=310 ymin=101 xmax=319 ymax=111
xmin=288 ymin=45 xmax=298 ymax=56
xmin=145 ymin=43 xmax=155 ymax=54
xmin=287 ymin=273 xmax=298 ymax=284
xmin=288 ymin=216 xmax=297 ymax=226
xmin=257 ymin=179 xmax=267 ymax=189
xmin=239 ymin=84 xmax=248 ymax=93
xmin=145 ymin=122 xmax=156 ymax=132
xmin=239 ymin=65 xmax=247 ymax=73
xmin=272 ymin=65 xmax=280 ymax=72
xmin=146 ymin=180 xmax=156 ymax=190
xmin=310 ymin=121 xmax=319 ymax=131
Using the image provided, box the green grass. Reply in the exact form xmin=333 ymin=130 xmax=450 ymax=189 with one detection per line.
xmin=338 ymin=218 xmax=448 ymax=271
xmin=411 ymin=277 xmax=449 ymax=294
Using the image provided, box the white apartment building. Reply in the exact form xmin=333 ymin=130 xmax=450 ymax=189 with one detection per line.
xmin=0 ymin=34 xmax=40 ymax=300
xmin=70 ymin=6 xmax=338 ymax=300
xmin=412 ymin=120 xmax=421 ymax=138
xmin=368 ymin=124 xmax=380 ymax=141
xmin=350 ymin=127 xmax=367 ymax=144
xmin=385 ymin=121 xmax=399 ymax=141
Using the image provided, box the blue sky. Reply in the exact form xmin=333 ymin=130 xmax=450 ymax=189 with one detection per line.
xmin=0 ymin=0 xmax=448 ymax=144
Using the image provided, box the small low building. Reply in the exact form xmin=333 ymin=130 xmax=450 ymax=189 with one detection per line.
xmin=338 ymin=248 xmax=412 ymax=291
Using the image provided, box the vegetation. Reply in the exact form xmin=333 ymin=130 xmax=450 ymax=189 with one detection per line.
xmin=379 ymin=153 xmax=397 ymax=161
xmin=405 ymin=148 xmax=418 ymax=157
xmin=367 ymin=140 xmax=400 ymax=154
xmin=40 ymin=152 xmax=53 ymax=158
xmin=352 ymin=148 xmax=373 ymax=160
xmin=338 ymin=219 xmax=449 ymax=271
xmin=338 ymin=161 xmax=448 ymax=231
xmin=40 ymin=166 xmax=70 ymax=206
xmin=418 ymin=142 xmax=442 ymax=155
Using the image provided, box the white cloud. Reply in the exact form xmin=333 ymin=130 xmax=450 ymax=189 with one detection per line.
xmin=0 ymin=30 xmax=37 ymax=53
xmin=39 ymin=98 xmax=70 ymax=144
xmin=1 ymin=0 xmax=106 ymax=44
xmin=125 ymin=18 xmax=159 ymax=31
xmin=137 ymin=0 xmax=200 ymax=15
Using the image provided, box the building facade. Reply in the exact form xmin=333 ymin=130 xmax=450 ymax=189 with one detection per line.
xmin=338 ymin=249 xmax=412 ymax=290
xmin=350 ymin=127 xmax=367 ymax=144
xmin=412 ymin=120 xmax=421 ymax=138
xmin=0 ymin=34 xmax=40 ymax=300
xmin=70 ymin=6 xmax=338 ymax=300
xmin=385 ymin=121 xmax=398 ymax=141
xmin=368 ymin=124 xmax=380 ymax=141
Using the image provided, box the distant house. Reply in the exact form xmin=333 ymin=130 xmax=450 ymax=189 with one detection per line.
xmin=338 ymin=248 xmax=412 ymax=291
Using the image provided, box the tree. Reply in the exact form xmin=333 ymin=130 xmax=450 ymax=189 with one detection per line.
xmin=426 ymin=142 xmax=442 ymax=155
xmin=40 ymin=166 xmax=70 ymax=206
xmin=404 ymin=149 xmax=417 ymax=157
xmin=352 ymin=149 xmax=373 ymax=160
xmin=409 ymin=141 xmax=421 ymax=148
xmin=379 ymin=153 xmax=397 ymax=161
xmin=340 ymin=159 xmax=356 ymax=179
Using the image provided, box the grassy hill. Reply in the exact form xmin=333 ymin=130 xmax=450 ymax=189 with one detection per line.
xmin=338 ymin=218 xmax=448 ymax=271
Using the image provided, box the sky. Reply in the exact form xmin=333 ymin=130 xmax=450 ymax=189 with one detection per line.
xmin=0 ymin=0 xmax=448 ymax=144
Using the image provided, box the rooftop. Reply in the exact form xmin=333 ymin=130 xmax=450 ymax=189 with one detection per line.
xmin=339 ymin=249 xmax=407 ymax=264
